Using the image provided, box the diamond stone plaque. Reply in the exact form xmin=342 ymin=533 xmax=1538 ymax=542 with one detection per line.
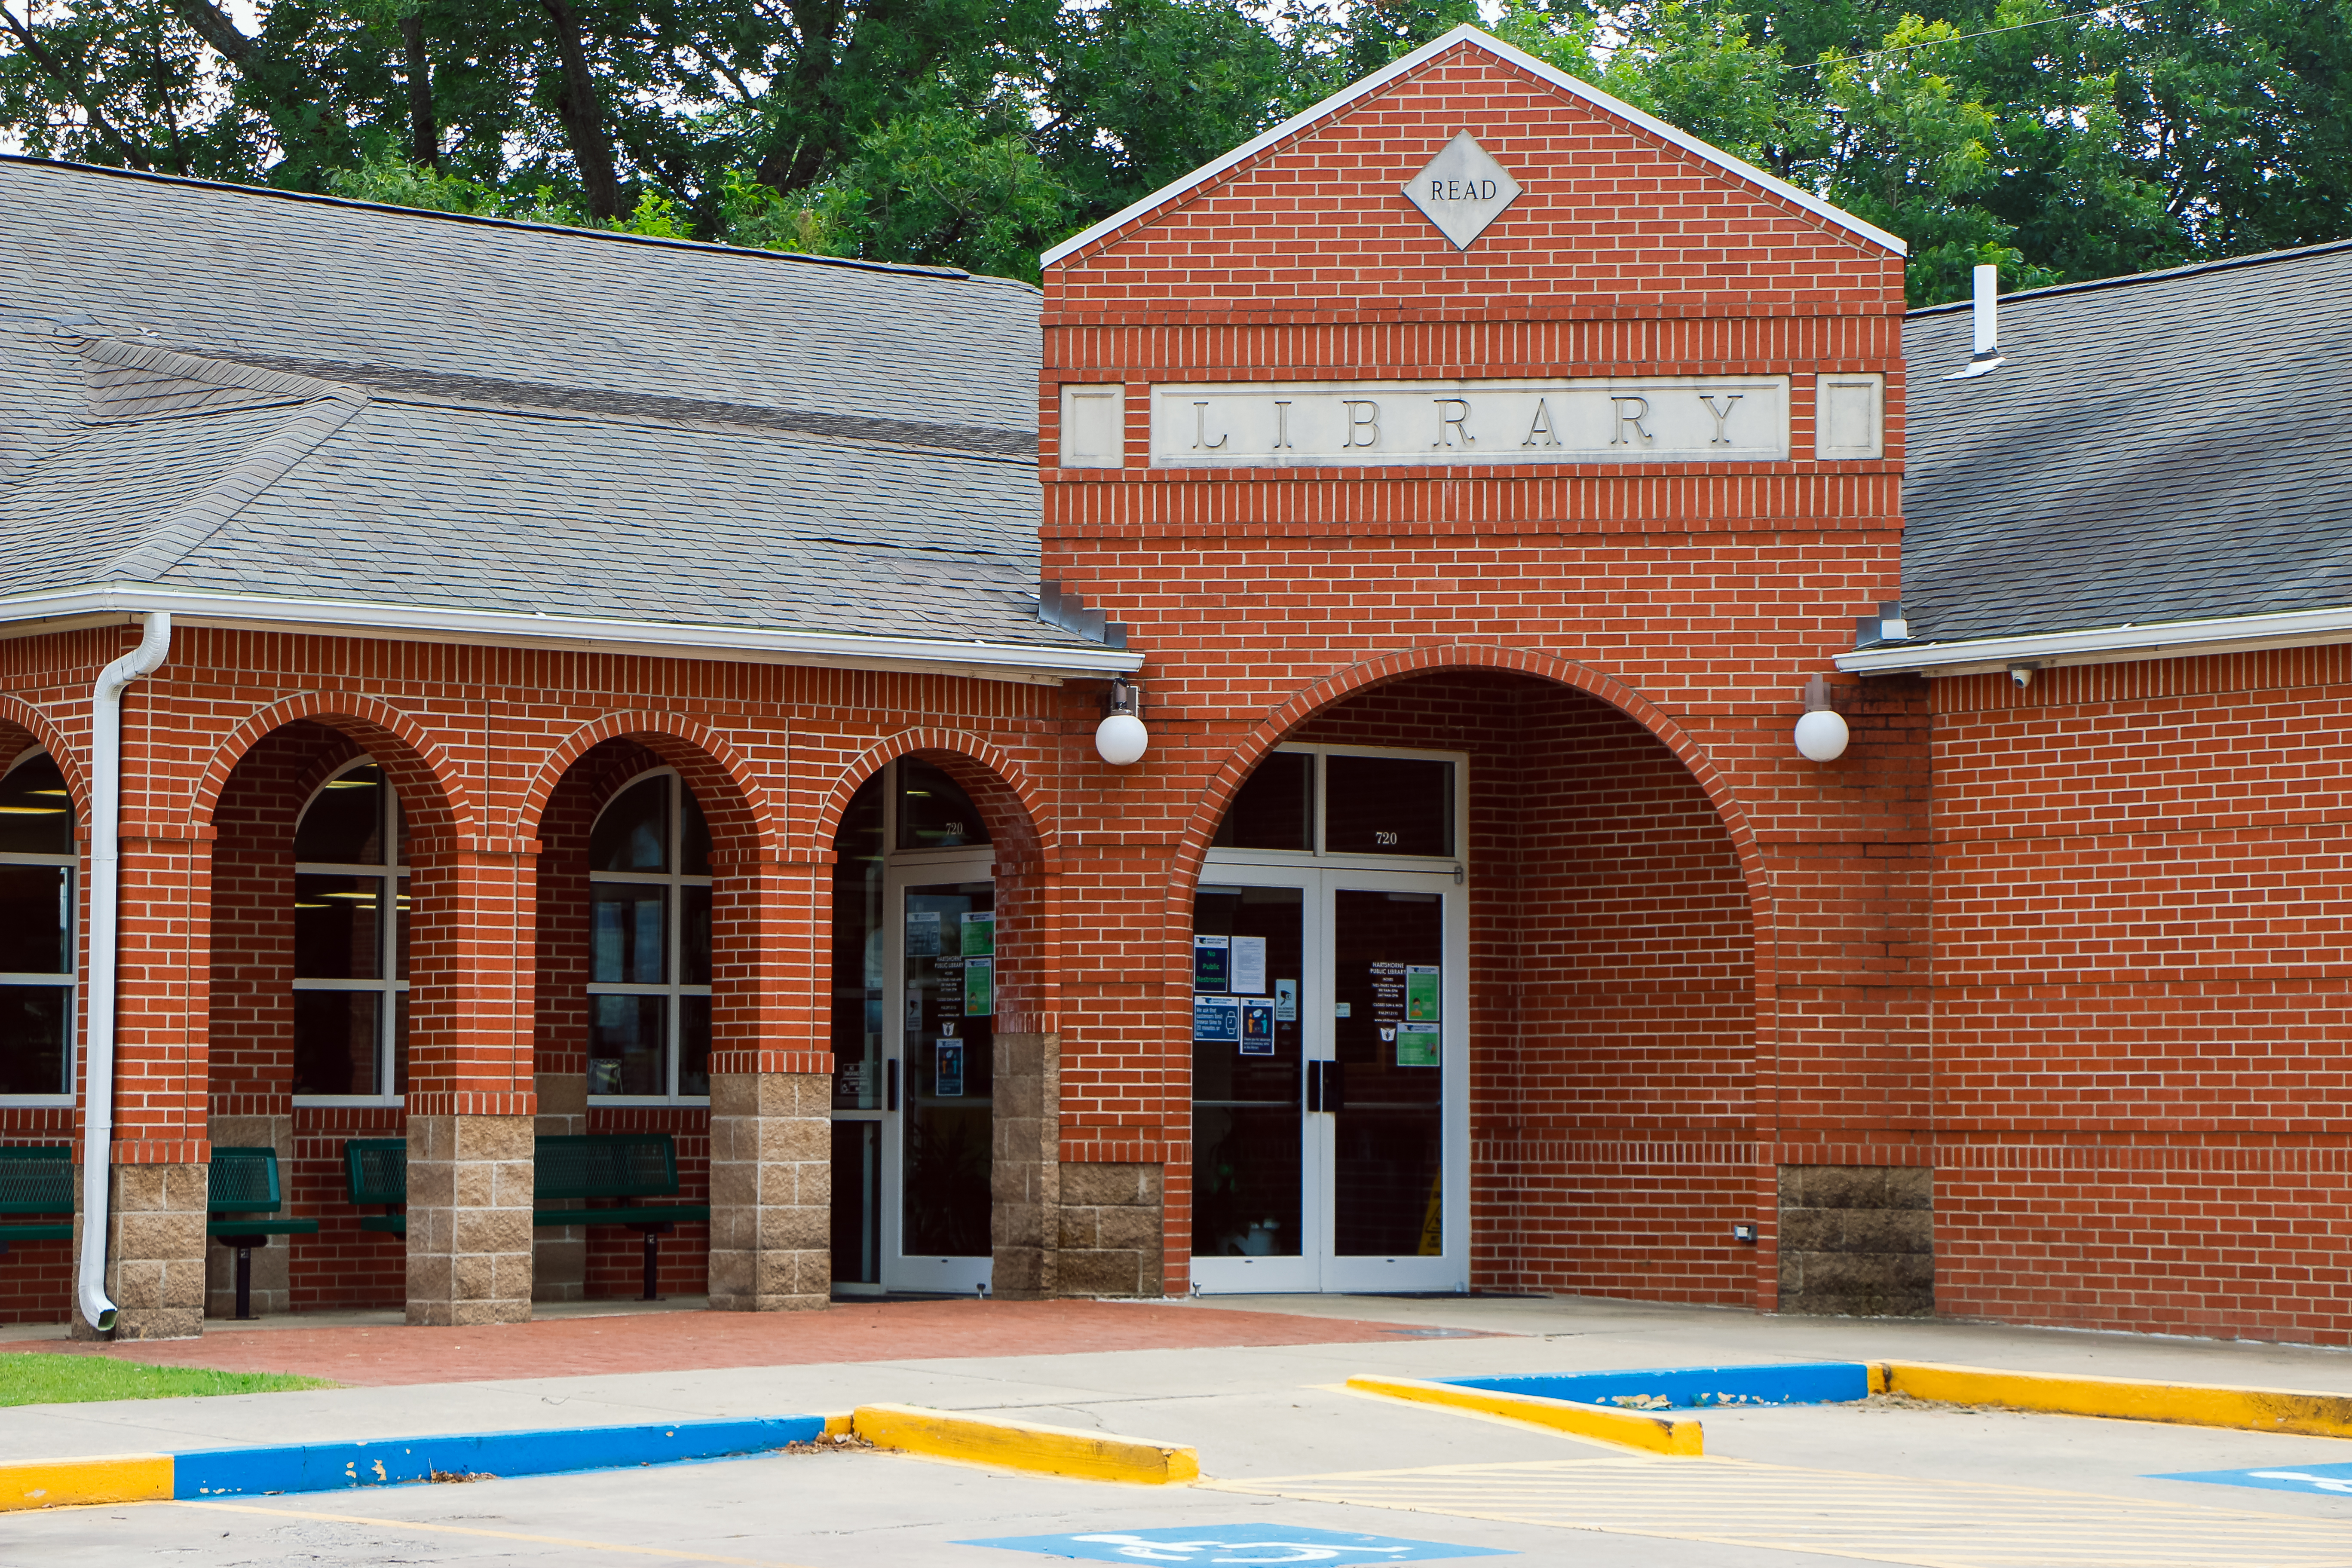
xmin=1403 ymin=131 xmax=1524 ymax=250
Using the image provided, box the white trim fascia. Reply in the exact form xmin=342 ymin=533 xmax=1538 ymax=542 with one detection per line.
xmin=1837 ymin=604 xmax=2352 ymax=679
xmin=1040 ymin=24 xmax=1904 ymax=270
xmin=0 ymin=585 xmax=1142 ymax=686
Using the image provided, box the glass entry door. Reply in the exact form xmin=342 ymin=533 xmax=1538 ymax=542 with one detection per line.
xmin=883 ymin=865 xmax=996 ymax=1293
xmin=1189 ymin=864 xmax=1468 ymax=1294
xmin=830 ymin=760 xmax=997 ymax=1297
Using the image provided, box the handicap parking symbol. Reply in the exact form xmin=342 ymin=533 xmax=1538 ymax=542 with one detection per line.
xmin=959 ymin=1522 xmax=1515 ymax=1563
xmin=2153 ymin=1461 xmax=2352 ymax=1497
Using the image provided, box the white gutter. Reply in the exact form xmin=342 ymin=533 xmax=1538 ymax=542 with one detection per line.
xmin=79 ymin=611 xmax=172 ymax=1334
xmin=1837 ymin=603 xmax=2352 ymax=679
xmin=0 ymin=585 xmax=1141 ymax=685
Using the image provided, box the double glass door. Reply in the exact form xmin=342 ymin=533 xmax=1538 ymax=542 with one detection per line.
xmin=831 ymin=762 xmax=996 ymax=1296
xmin=1190 ymin=863 xmax=1468 ymax=1294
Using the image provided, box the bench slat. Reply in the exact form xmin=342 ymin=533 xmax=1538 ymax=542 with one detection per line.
xmin=207 ymin=1219 xmax=320 ymax=1238
xmin=0 ymin=1145 xmax=72 ymax=1218
xmin=531 ymin=1204 xmax=710 ymax=1229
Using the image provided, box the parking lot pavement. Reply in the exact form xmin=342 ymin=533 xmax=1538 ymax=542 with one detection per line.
xmin=11 ymin=1292 xmax=2352 ymax=1566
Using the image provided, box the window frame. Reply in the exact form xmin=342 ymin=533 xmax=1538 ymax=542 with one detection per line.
xmin=0 ymin=747 xmax=78 ymax=1106
xmin=1203 ymin=742 xmax=1471 ymax=876
xmin=586 ymin=766 xmax=714 ymax=1104
xmin=290 ymin=757 xmax=409 ymax=1106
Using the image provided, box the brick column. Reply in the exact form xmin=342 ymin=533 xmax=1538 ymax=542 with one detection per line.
xmin=404 ymin=839 xmax=537 ymax=1326
xmin=991 ymin=1029 xmax=1060 ymax=1298
xmin=77 ymin=833 xmax=213 ymax=1341
xmin=707 ymin=854 xmax=831 ymax=1311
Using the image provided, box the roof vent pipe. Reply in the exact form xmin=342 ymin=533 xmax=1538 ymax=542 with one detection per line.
xmin=77 ymin=611 xmax=172 ymax=1335
xmin=1946 ymin=263 xmax=2006 ymax=380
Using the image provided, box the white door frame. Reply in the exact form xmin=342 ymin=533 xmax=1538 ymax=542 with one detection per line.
xmin=1190 ymin=743 xmax=1471 ymax=1295
xmin=881 ymin=848 xmax=995 ymax=1295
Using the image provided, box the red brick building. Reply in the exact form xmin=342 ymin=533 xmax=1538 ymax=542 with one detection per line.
xmin=3 ymin=28 xmax=2347 ymax=1344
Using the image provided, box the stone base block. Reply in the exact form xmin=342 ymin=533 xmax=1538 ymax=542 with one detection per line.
xmin=991 ymin=1031 xmax=1059 ymax=1300
xmin=531 ymin=1072 xmax=587 ymax=1303
xmin=708 ymin=1071 xmax=830 ymax=1312
xmin=69 ymin=1162 xmax=208 ymax=1341
xmin=406 ymin=1114 xmax=535 ymax=1326
xmin=1776 ymin=1164 xmax=1934 ymax=1317
xmin=1057 ymin=1162 xmax=1164 ymax=1298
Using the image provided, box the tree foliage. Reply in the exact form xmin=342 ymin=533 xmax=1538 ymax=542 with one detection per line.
xmin=0 ymin=0 xmax=2345 ymax=296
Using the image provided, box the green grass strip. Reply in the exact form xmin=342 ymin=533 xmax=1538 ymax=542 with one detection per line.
xmin=0 ymin=1351 xmax=336 ymax=1406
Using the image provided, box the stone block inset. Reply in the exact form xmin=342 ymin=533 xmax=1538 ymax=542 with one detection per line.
xmin=1776 ymin=1163 xmax=1934 ymax=1318
xmin=708 ymin=1070 xmax=830 ymax=1311
xmin=406 ymin=1113 xmax=534 ymax=1326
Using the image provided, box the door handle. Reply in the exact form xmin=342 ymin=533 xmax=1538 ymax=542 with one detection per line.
xmin=886 ymin=1057 xmax=900 ymax=1112
xmin=1307 ymin=1061 xmax=1346 ymax=1115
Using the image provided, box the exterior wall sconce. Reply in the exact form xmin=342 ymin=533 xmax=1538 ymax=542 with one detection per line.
xmin=1794 ymin=673 xmax=1850 ymax=763
xmin=1096 ymin=677 xmax=1148 ymax=766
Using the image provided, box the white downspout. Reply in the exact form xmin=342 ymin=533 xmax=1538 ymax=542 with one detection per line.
xmin=78 ymin=612 xmax=173 ymax=1333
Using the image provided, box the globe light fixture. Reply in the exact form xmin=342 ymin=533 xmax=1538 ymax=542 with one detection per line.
xmin=1794 ymin=673 xmax=1850 ymax=762
xmin=1096 ymin=677 xmax=1148 ymax=766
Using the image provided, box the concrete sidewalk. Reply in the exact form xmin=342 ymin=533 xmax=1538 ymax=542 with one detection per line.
xmin=8 ymin=1291 xmax=2352 ymax=1469
xmin=9 ymin=1294 xmax=2352 ymax=1568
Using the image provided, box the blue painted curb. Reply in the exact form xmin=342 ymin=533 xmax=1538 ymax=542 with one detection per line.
xmin=173 ymin=1414 xmax=828 ymax=1498
xmin=1443 ymin=1361 xmax=1871 ymax=1409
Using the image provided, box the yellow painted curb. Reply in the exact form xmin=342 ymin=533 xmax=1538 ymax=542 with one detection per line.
xmin=821 ymin=1412 xmax=855 ymax=1439
xmin=0 ymin=1453 xmax=173 ymax=1511
xmin=1879 ymin=1360 xmax=2352 ymax=1438
xmin=850 ymin=1403 xmax=1200 ymax=1484
xmin=1344 ymin=1374 xmax=1703 ymax=1455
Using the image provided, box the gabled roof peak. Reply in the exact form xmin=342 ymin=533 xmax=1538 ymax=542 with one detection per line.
xmin=1041 ymin=24 xmax=1904 ymax=270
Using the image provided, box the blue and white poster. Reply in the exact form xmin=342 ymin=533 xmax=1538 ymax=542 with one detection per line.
xmin=1193 ymin=995 xmax=1240 ymax=1043
xmin=1240 ymin=999 xmax=1277 ymax=1055
xmin=961 ymin=1522 xmax=1514 ymax=1563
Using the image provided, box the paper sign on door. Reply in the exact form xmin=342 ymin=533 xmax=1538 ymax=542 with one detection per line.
xmin=1240 ymin=999 xmax=1276 ymax=1055
xmin=1406 ymin=965 xmax=1441 ymax=1022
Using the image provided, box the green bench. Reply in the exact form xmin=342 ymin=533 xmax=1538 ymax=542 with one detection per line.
xmin=1 ymin=1145 xmax=74 ymax=1255
xmin=208 ymin=1147 xmax=319 ymax=1321
xmin=343 ymin=1133 xmax=709 ymax=1301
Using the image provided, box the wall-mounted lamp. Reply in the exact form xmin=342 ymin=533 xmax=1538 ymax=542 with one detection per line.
xmin=1731 ymin=1223 xmax=1759 ymax=1245
xmin=1794 ymin=673 xmax=1850 ymax=763
xmin=1096 ymin=677 xmax=1149 ymax=766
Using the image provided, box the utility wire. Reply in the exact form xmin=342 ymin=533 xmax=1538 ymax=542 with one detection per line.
xmin=1786 ymin=7 xmax=2109 ymax=72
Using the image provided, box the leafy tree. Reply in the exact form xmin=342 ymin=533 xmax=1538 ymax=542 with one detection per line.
xmin=3 ymin=0 xmax=2349 ymax=295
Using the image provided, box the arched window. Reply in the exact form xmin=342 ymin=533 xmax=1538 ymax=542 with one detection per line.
xmin=587 ymin=769 xmax=711 ymax=1100
xmin=0 ymin=750 xmax=76 ymax=1099
xmin=292 ymin=761 xmax=408 ymax=1099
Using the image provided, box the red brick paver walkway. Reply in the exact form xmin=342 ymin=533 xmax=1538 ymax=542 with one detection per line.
xmin=15 ymin=1299 xmax=1436 ymax=1387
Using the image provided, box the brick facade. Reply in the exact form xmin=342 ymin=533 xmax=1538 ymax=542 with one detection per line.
xmin=5 ymin=36 xmax=2346 ymax=1344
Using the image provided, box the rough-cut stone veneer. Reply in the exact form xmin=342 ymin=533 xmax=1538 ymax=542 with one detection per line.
xmin=992 ymin=1031 xmax=1059 ymax=1298
xmin=1058 ymin=1163 xmax=1163 ymax=1297
xmin=530 ymin=1072 xmax=588 ymax=1302
xmin=707 ymin=1071 xmax=829 ymax=1310
xmin=70 ymin=1162 xmax=207 ymax=1340
xmin=406 ymin=1114 xmax=534 ymax=1324
xmin=1777 ymin=1165 xmax=1934 ymax=1317
xmin=205 ymin=1114 xmax=292 ymax=1318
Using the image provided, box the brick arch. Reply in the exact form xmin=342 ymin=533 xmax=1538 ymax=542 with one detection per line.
xmin=0 ymin=692 xmax=89 ymax=818
xmin=814 ymin=728 xmax=1050 ymax=874
xmin=1171 ymin=644 xmax=1773 ymax=931
xmin=519 ymin=713 xmax=773 ymax=862
xmin=193 ymin=693 xmax=472 ymax=845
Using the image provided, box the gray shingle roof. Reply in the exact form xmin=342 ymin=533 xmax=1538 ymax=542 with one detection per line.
xmin=1900 ymin=241 xmax=2352 ymax=645
xmin=0 ymin=157 xmax=1095 ymax=659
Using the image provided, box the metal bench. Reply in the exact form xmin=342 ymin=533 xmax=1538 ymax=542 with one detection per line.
xmin=341 ymin=1133 xmax=709 ymax=1301
xmin=1 ymin=1145 xmax=73 ymax=1256
xmin=208 ymin=1146 xmax=319 ymax=1321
